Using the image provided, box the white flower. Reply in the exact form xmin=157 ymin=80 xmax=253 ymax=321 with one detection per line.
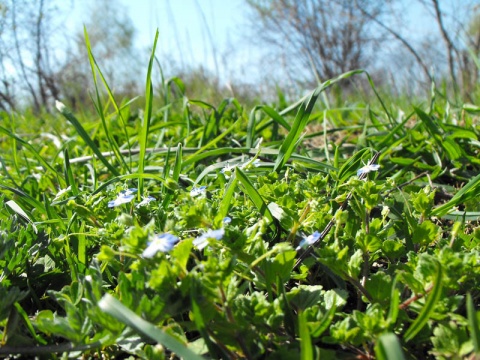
xmin=221 ymin=163 xmax=237 ymax=178
xmin=190 ymin=186 xmax=206 ymax=197
xmin=142 ymin=233 xmax=179 ymax=258
xmin=193 ymin=228 xmax=225 ymax=250
xmin=296 ymin=231 xmax=321 ymax=251
xmin=55 ymin=100 xmax=66 ymax=112
xmin=223 ymin=216 xmax=232 ymax=224
xmin=108 ymin=188 xmax=137 ymax=208
xmin=136 ymin=195 xmax=156 ymax=208
xmin=357 ymin=163 xmax=380 ymax=177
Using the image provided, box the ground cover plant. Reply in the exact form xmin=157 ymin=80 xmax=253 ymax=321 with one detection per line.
xmin=1 ymin=32 xmax=480 ymax=359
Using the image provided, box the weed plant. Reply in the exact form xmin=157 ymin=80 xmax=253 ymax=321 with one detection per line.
xmin=1 ymin=32 xmax=480 ymax=359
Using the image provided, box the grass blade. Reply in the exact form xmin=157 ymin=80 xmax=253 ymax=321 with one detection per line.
xmin=215 ymin=176 xmax=238 ymax=227
xmin=247 ymin=105 xmax=290 ymax=148
xmin=467 ymin=293 xmax=480 ymax=356
xmin=84 ymin=27 xmax=131 ymax=173
xmin=235 ymin=167 xmax=274 ymax=224
xmin=375 ymin=333 xmax=406 ymax=360
xmin=138 ymin=30 xmax=159 ymax=196
xmin=98 ymin=294 xmax=204 ymax=360
xmin=63 ymin=149 xmax=79 ymax=196
xmin=5 ymin=200 xmax=38 ymax=233
xmin=431 ymin=172 xmax=480 ymax=216
xmin=404 ymin=261 xmax=443 ymax=342
xmin=274 ymin=69 xmax=367 ymax=172
xmin=0 ymin=125 xmax=61 ymax=182
xmin=56 ymin=103 xmax=120 ymax=176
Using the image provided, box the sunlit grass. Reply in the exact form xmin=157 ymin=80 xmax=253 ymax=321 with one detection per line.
xmin=1 ymin=35 xmax=480 ymax=359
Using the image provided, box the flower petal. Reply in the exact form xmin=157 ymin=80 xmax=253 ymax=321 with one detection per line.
xmin=136 ymin=195 xmax=156 ymax=208
xmin=190 ymin=186 xmax=207 ymax=197
xmin=296 ymin=231 xmax=321 ymax=251
xmin=357 ymin=164 xmax=380 ymax=177
xmin=193 ymin=228 xmax=225 ymax=250
xmin=108 ymin=194 xmax=135 ymax=208
xmin=142 ymin=233 xmax=179 ymax=258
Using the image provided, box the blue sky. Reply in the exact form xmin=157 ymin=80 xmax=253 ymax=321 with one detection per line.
xmin=66 ymin=0 xmax=476 ymax=88
xmin=69 ymin=0 xmax=253 ymax=83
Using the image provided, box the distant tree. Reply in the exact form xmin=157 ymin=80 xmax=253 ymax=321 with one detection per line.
xmin=0 ymin=0 xmax=141 ymax=112
xmin=56 ymin=0 xmax=141 ymax=110
xmin=245 ymin=0 xmax=391 ymax=87
xmin=0 ymin=0 xmax=62 ymax=112
xmin=461 ymin=6 xmax=480 ymax=97
xmin=246 ymin=0 xmax=480 ymax=98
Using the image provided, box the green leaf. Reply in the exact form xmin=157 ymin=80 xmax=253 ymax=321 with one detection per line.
xmin=411 ymin=220 xmax=441 ymax=246
xmin=286 ymin=285 xmax=323 ymax=311
xmin=98 ymin=294 xmax=203 ymax=360
xmin=215 ymin=176 xmax=238 ymax=227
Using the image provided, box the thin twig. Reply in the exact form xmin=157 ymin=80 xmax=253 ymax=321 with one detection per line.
xmin=399 ymin=284 xmax=434 ymax=310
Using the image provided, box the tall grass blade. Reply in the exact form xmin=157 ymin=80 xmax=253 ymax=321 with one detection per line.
xmin=274 ymin=69 xmax=368 ymax=172
xmin=98 ymin=294 xmax=204 ymax=360
xmin=63 ymin=149 xmax=79 ymax=196
xmin=387 ymin=276 xmax=400 ymax=329
xmin=138 ymin=30 xmax=159 ymax=196
xmin=0 ymin=183 xmax=46 ymax=214
xmin=247 ymin=105 xmax=290 ymax=148
xmin=84 ymin=27 xmax=130 ymax=173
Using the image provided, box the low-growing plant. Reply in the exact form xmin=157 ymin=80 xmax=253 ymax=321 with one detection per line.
xmin=0 ymin=31 xmax=480 ymax=359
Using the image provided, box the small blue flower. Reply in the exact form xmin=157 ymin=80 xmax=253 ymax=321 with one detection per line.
xmin=190 ymin=186 xmax=207 ymax=197
xmin=223 ymin=216 xmax=232 ymax=224
xmin=142 ymin=233 xmax=179 ymax=258
xmin=193 ymin=228 xmax=225 ymax=250
xmin=108 ymin=188 xmax=137 ymax=208
xmin=136 ymin=195 xmax=156 ymax=208
xmin=296 ymin=231 xmax=321 ymax=251
xmin=357 ymin=163 xmax=380 ymax=177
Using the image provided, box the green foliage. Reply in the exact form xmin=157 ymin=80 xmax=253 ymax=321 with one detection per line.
xmin=1 ymin=41 xmax=480 ymax=359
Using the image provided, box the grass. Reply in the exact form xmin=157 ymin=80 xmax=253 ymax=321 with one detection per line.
xmin=1 ymin=39 xmax=480 ymax=360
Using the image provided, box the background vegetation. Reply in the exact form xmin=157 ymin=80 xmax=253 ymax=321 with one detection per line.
xmin=1 ymin=0 xmax=480 ymax=359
